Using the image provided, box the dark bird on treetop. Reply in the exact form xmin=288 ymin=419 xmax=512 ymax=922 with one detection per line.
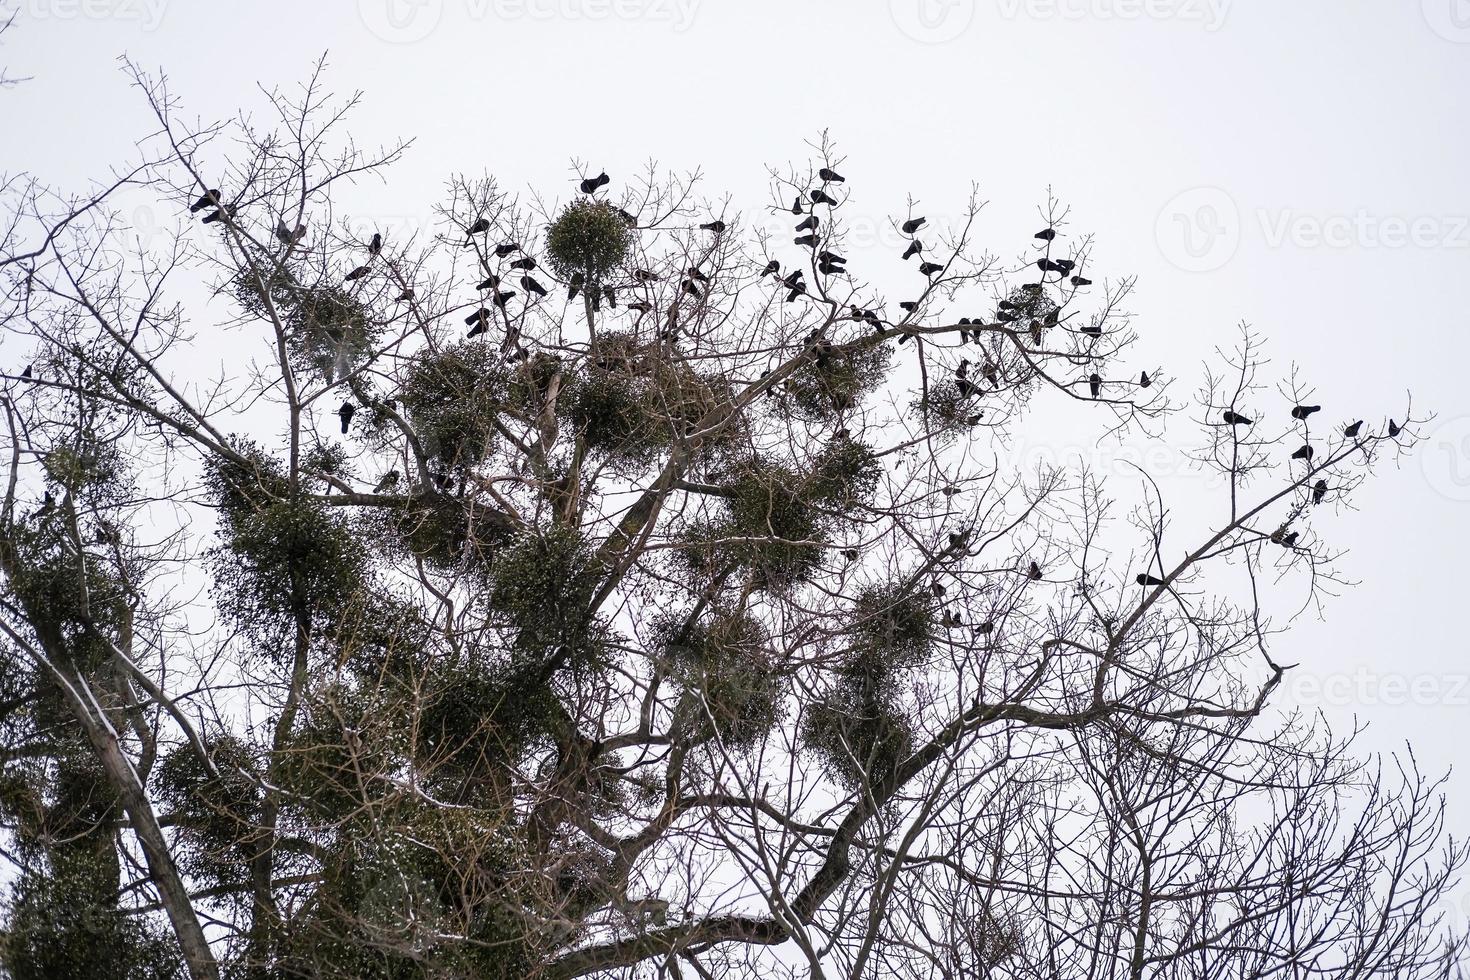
xmin=919 ymin=261 xmax=943 ymax=276
xmin=1080 ymin=324 xmax=1102 ymax=337
xmin=819 ymin=167 xmax=845 ymax=182
xmin=810 ymin=189 xmax=838 ymax=206
xmin=795 ymin=234 xmax=818 ymax=248
xmin=368 ymin=232 xmax=382 ymax=256
xmin=1291 ymin=404 xmax=1321 ymax=420
xmin=902 ymin=217 xmax=926 ymax=235
xmin=344 ymin=265 xmax=371 ymax=282
xmin=782 ymin=269 xmax=804 ymax=288
xmin=1028 ymin=561 xmax=1043 ymax=581
xmin=902 ymin=240 xmax=923 ymax=260
xmin=841 ymin=547 xmax=859 ymax=562
xmin=521 ymin=275 xmax=547 ymax=297
xmin=1222 ymin=410 xmax=1252 ymax=426
xmin=1291 ymin=444 xmax=1314 ymax=461
xmin=491 ymin=289 xmax=516 ymax=307
xmin=1035 ymin=227 xmax=1056 ymax=241
xmin=899 ymin=301 xmax=919 ymax=313
xmin=1388 ymin=419 xmax=1402 ymax=437
xmin=817 ymin=250 xmax=846 ymax=265
xmin=374 ymin=470 xmax=400 ymax=493
xmin=682 ymin=280 xmax=702 ymax=298
xmin=337 ymin=402 xmax=356 ymax=435
xmin=1054 ymin=259 xmax=1075 ymax=274
xmin=627 ymin=300 xmax=653 ymax=314
xmin=795 ymin=216 xmax=818 ymax=233
xmin=700 ymin=219 xmax=727 ymax=233
xmin=466 ymin=217 xmax=491 ymax=239
xmin=476 ymin=275 xmax=500 ymax=291
xmin=1140 ymin=371 xmax=1152 ymax=388
xmin=201 ymin=208 xmax=233 ymax=225
xmin=1344 ymin=420 xmax=1364 ymax=438
xmin=494 ymin=242 xmax=521 ymax=258
xmin=761 ymin=260 xmax=780 ymax=277
xmin=1088 ymin=373 xmax=1102 ymax=398
xmin=688 ymin=266 xmax=710 ymax=283
xmin=579 ymin=171 xmax=610 ymax=194
xmin=466 ymin=308 xmax=491 ymax=336
xmin=510 ymin=257 xmax=537 ymax=270
xmin=190 ymin=189 xmax=220 ymax=213
xmin=976 ymin=620 xmax=995 ymax=635
xmin=1071 ymin=275 xmax=1093 ymax=287
xmin=1137 ymin=573 xmax=1165 ymax=587
xmin=791 ymin=197 xmax=803 ymax=215
xmin=1313 ymin=479 xmax=1328 ymax=504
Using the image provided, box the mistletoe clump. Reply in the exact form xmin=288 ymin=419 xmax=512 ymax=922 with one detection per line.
xmin=545 ymin=199 xmax=631 ymax=285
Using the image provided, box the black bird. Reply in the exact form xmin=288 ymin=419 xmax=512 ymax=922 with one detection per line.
xmin=1071 ymin=275 xmax=1093 ymax=287
xmin=368 ymin=232 xmax=382 ymax=256
xmin=1291 ymin=444 xmax=1314 ymax=461
xmin=902 ymin=240 xmax=923 ymax=260
xmin=1021 ymin=283 xmax=1043 ymax=293
xmin=791 ymin=197 xmax=804 ymax=215
xmin=466 ymin=217 xmax=491 ymax=239
xmin=568 ymin=271 xmax=585 ymax=301
xmin=817 ymin=250 xmax=846 ymax=265
xmin=633 ymin=269 xmax=659 ymax=283
xmin=491 ymin=289 xmax=516 ymax=308
xmin=509 ymin=257 xmax=537 ymax=271
xmin=1388 ymin=419 xmax=1402 ymax=437
xmin=976 ymin=621 xmax=995 ymax=635
xmin=902 ymin=217 xmax=926 ymax=235
xmin=1140 ymin=371 xmax=1152 ymax=388
xmin=20 ymin=364 xmax=32 ymax=379
xmin=795 ymin=234 xmax=818 ymax=248
xmin=1222 ymin=410 xmax=1252 ymax=426
xmin=1137 ymin=573 xmax=1165 ymax=587
xmin=786 ymin=284 xmax=806 ymax=303
xmin=682 ymin=280 xmax=702 ymax=298
xmin=1312 ymin=479 xmax=1328 ymax=504
xmin=617 ymin=208 xmax=638 ymax=225
xmin=275 ymin=218 xmax=305 ymax=245
xmin=1027 ymin=561 xmax=1043 ymax=581
xmin=1080 ymin=324 xmax=1102 ymax=337
xmin=337 ymin=401 xmax=356 ymax=434
xmin=190 ymin=189 xmax=221 ymax=213
xmin=1054 ymin=259 xmax=1075 ymax=274
xmin=818 ymin=260 xmax=846 ymax=277
xmin=761 ymin=260 xmax=780 ymax=277
xmin=1291 ymin=404 xmax=1321 ymax=420
xmin=810 ymin=189 xmax=838 ymax=206
xmin=476 ymin=275 xmax=500 ymax=291
xmin=603 ymin=285 xmax=618 ymax=307
xmin=957 ymin=377 xmax=977 ymax=398
xmin=781 ymin=269 xmax=804 ymax=288
xmin=931 ymin=580 xmax=947 ymax=597
xmin=466 ymin=308 xmax=491 ymax=336
xmin=1088 ymin=373 xmax=1102 ymax=398
xmin=899 ymin=301 xmax=919 ymax=313
xmin=579 ymin=171 xmax=610 ymax=194
xmin=521 ymin=275 xmax=547 ymax=297
xmin=818 ymin=167 xmax=845 ymax=183
xmin=795 ymin=216 xmax=818 ymax=232
xmin=841 ymin=547 xmax=859 ymax=562
xmin=1035 ymin=228 xmax=1056 ymax=241
xmin=919 ymin=261 xmax=943 ymax=276
xmin=699 ymin=219 xmax=727 ymax=233
xmin=947 ymin=530 xmax=966 ymax=549
xmin=201 ymin=207 xmax=233 ymax=225
xmin=494 ymin=242 xmax=522 ymax=258
xmin=344 ymin=265 xmax=371 ymax=282
xmin=1344 ymin=420 xmax=1364 ymax=438
xmin=1037 ymin=258 xmax=1061 ymax=273
xmin=1280 ymin=531 xmax=1300 ymax=547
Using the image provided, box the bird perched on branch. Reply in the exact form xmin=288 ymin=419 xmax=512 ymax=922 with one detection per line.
xmin=1344 ymin=420 xmax=1364 ymax=438
xmin=1222 ymin=410 xmax=1252 ymax=426
xmin=1088 ymin=373 xmax=1102 ymax=398
xmin=368 ymin=232 xmax=382 ymax=256
xmin=1291 ymin=444 xmax=1314 ymax=461
xmin=579 ymin=171 xmax=611 ymax=194
xmin=818 ymin=167 xmax=845 ymax=183
xmin=1312 ymin=479 xmax=1328 ymax=504
xmin=344 ymin=266 xmax=371 ymax=282
xmin=699 ymin=219 xmax=726 ymax=233
xmin=1027 ymin=561 xmax=1043 ymax=581
xmin=1291 ymin=404 xmax=1321 ymax=420
xmin=337 ymin=402 xmax=356 ymax=434
xmin=1035 ymin=227 xmax=1056 ymax=241
xmin=902 ymin=217 xmax=926 ymax=235
xmin=1137 ymin=573 xmax=1165 ymax=586
xmin=190 ymin=189 xmax=221 ymax=213
xmin=465 ymin=217 xmax=490 ymax=241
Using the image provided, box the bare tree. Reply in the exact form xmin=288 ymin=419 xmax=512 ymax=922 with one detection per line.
xmin=0 ymin=62 xmax=1463 ymax=980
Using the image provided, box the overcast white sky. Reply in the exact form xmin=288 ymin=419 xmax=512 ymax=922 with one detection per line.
xmin=6 ymin=0 xmax=1470 ymax=914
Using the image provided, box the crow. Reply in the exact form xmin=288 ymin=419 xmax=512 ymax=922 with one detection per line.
xmin=491 ymin=289 xmax=516 ymax=307
xmin=902 ymin=217 xmax=926 ymax=235
xmin=521 ymin=275 xmax=547 ymax=297
xmin=394 ymin=287 xmax=415 ymax=302
xmin=1222 ymin=410 xmax=1252 ymax=426
xmin=579 ymin=171 xmax=610 ymax=194
xmin=466 ymin=217 xmax=491 ymax=239
xmin=795 ymin=234 xmax=817 ymax=248
xmin=201 ymin=207 xmax=233 ymax=225
xmin=344 ymin=265 xmax=371 ymax=282
xmin=1027 ymin=561 xmax=1043 ymax=581
xmin=627 ymin=300 xmax=653 ymax=314
xmin=510 ymin=257 xmax=537 ymax=270
xmin=494 ymin=242 xmax=522 ymax=258
xmin=190 ymin=189 xmax=221 ymax=213
xmin=795 ymin=216 xmax=818 ymax=232
xmin=1344 ymin=420 xmax=1364 ymax=438
xmin=1071 ymin=275 xmax=1093 ymax=287
xmin=817 ymin=250 xmax=846 ymax=265
xmin=1291 ymin=404 xmax=1321 ymax=420
xmin=1140 ymin=371 xmax=1152 ymax=387
xmin=633 ymin=269 xmax=658 ymax=283
xmin=1388 ymin=419 xmax=1402 ymax=437
xmin=368 ymin=232 xmax=382 ymax=256
xmin=810 ymin=189 xmax=839 ymax=206
xmin=761 ymin=259 xmax=780 ymax=277
xmin=976 ymin=621 xmax=995 ymax=635
xmin=466 ymin=309 xmax=491 ymax=336
xmin=818 ymin=167 xmax=845 ymax=182
xmin=902 ymin=240 xmax=923 ymax=260
xmin=373 ymin=470 xmax=400 ymax=493
xmin=1312 ymin=479 xmax=1328 ymax=504
xmin=791 ymin=197 xmax=804 ymax=215
xmin=699 ymin=219 xmax=727 ymax=233
xmin=1035 ymin=228 xmax=1056 ymax=241
xmin=1290 ymin=444 xmax=1314 ymax=461
xmin=919 ymin=261 xmax=943 ymax=276
xmin=682 ymin=280 xmax=702 ymax=297
xmin=1137 ymin=573 xmax=1165 ymax=586
xmin=1080 ymin=324 xmax=1102 ymax=337
xmin=476 ymin=275 xmax=500 ymax=291
xmin=1088 ymin=373 xmax=1102 ymax=398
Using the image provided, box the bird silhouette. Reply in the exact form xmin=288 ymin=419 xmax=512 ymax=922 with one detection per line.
xmin=931 ymin=580 xmax=947 ymax=597
xmin=1088 ymin=373 xmax=1102 ymax=398
xmin=491 ymin=289 xmax=516 ymax=308
xmin=791 ymin=197 xmax=804 ymax=215
xmin=337 ymin=402 xmax=356 ymax=434
xmin=761 ymin=260 xmax=780 ymax=277
xmin=1140 ymin=371 xmax=1152 ymax=387
xmin=842 ymin=547 xmax=859 ymax=562
xmin=795 ymin=234 xmax=818 ymax=248
xmin=466 ymin=217 xmax=491 ymax=240
xmin=817 ymin=250 xmax=846 ymax=265
xmin=275 ymin=218 xmax=304 ymax=245
xmin=1027 ymin=561 xmax=1043 ymax=581
xmin=466 ymin=309 xmax=491 ymax=337
xmin=1035 ymin=228 xmax=1056 ymax=241
xmin=818 ymin=167 xmax=845 ymax=183
xmin=976 ymin=621 xmax=995 ymax=635
xmin=521 ymin=275 xmax=547 ymax=297
xmin=810 ymin=189 xmax=839 ymax=206
xmin=682 ymin=280 xmax=702 ymax=297
xmin=1344 ymin=420 xmax=1364 ymax=438
xmin=1222 ymin=410 xmax=1252 ymax=426
xmin=579 ymin=171 xmax=611 ymax=194
xmin=510 ymin=257 xmax=537 ymax=271
xmin=1291 ymin=404 xmax=1321 ymax=420
xmin=1071 ymin=275 xmax=1093 ymax=287
xmin=368 ymin=232 xmax=382 ymax=256
xmin=344 ymin=266 xmax=371 ymax=282
xmin=1137 ymin=573 xmax=1165 ymax=586
xmin=476 ymin=275 xmax=500 ymax=291
xmin=899 ymin=301 xmax=919 ymax=313
xmin=1055 ymin=259 xmax=1075 ymax=274
xmin=627 ymin=300 xmax=653 ymax=315
xmin=494 ymin=242 xmax=522 ymax=258
xmin=633 ymin=269 xmax=658 ymax=283
xmin=902 ymin=240 xmax=923 ymax=260
xmin=1388 ymin=419 xmax=1402 ymax=437
xmin=189 ymin=189 xmax=221 ymax=213
xmin=1291 ymin=444 xmax=1314 ymax=461
xmin=201 ymin=207 xmax=233 ymax=225
xmin=902 ymin=217 xmax=926 ymax=235
xmin=699 ymin=219 xmax=727 ymax=233
xmin=919 ymin=261 xmax=943 ymax=276
xmin=1312 ymin=479 xmax=1328 ymax=504
xmin=1080 ymin=324 xmax=1102 ymax=337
